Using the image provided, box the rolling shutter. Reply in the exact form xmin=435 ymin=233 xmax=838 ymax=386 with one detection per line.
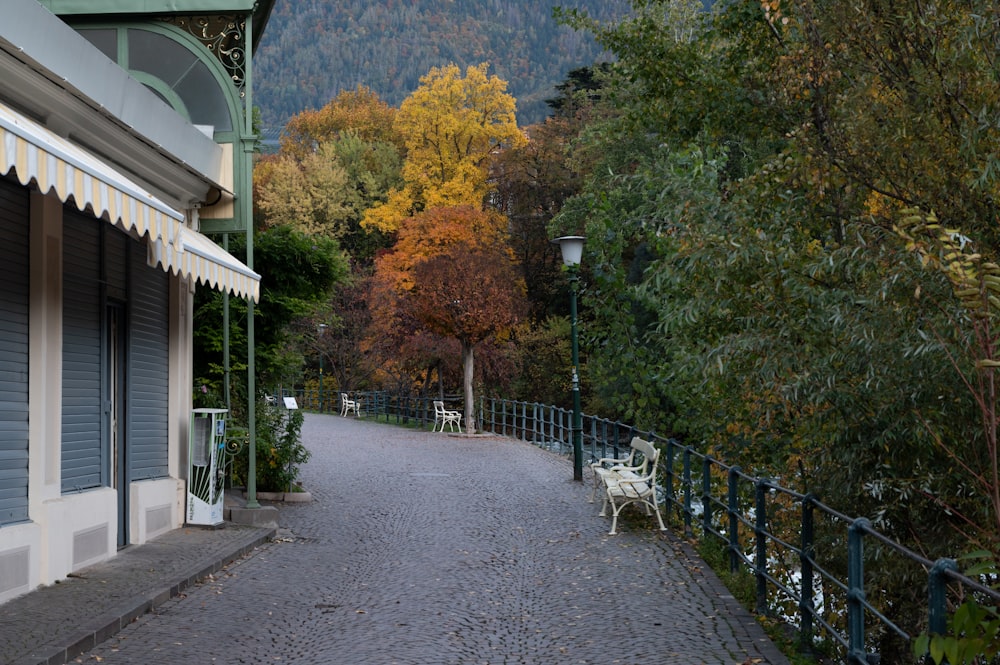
xmin=128 ymin=240 xmax=169 ymax=479
xmin=0 ymin=177 xmax=29 ymax=524
xmin=62 ymin=212 xmax=103 ymax=492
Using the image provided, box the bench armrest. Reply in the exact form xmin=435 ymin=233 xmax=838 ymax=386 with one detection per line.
xmin=592 ymin=455 xmax=631 ymax=467
xmin=617 ymin=471 xmax=655 ymax=487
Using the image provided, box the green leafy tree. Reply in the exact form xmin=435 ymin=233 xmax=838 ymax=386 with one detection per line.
xmin=194 ymin=226 xmax=350 ymax=394
xmin=553 ymin=0 xmax=1000 ymax=657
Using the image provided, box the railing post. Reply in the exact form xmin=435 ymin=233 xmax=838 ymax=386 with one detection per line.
xmin=928 ymin=558 xmax=958 ymax=649
xmin=593 ymin=418 xmax=603 ymax=461
xmin=702 ymin=457 xmax=712 ymax=537
xmin=755 ymin=478 xmax=768 ymax=616
xmin=728 ymin=466 xmax=741 ymax=573
xmin=665 ymin=441 xmax=676 ymax=522
xmin=683 ymin=447 xmax=693 ymax=536
xmin=799 ymin=493 xmax=815 ymax=653
xmin=848 ymin=518 xmax=871 ymax=664
xmin=533 ymin=403 xmax=540 ymax=445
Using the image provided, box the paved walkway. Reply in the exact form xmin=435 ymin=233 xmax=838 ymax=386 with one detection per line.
xmin=1 ymin=414 xmax=789 ymax=665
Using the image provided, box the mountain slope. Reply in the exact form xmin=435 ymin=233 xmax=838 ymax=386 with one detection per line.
xmin=254 ymin=0 xmax=630 ymax=131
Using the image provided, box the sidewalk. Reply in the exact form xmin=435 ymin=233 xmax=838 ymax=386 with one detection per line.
xmin=1 ymin=414 xmax=791 ymax=665
xmin=0 ymin=519 xmax=274 ymax=665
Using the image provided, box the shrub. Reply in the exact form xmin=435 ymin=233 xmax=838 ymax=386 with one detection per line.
xmin=230 ymin=399 xmax=309 ymax=492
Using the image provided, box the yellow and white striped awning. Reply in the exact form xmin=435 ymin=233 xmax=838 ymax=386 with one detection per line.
xmin=0 ymin=101 xmax=183 ymax=246
xmin=0 ymin=101 xmax=260 ymax=302
xmin=150 ymin=227 xmax=261 ymax=302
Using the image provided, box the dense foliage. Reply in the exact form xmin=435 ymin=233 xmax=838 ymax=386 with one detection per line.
xmin=547 ymin=0 xmax=1000 ymax=658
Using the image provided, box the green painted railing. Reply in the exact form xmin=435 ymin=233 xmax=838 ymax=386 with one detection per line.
xmin=281 ymin=389 xmax=999 ymax=663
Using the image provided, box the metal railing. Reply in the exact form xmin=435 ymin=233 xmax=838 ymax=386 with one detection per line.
xmin=283 ymin=389 xmax=999 ymax=663
xmin=475 ymin=397 xmax=1000 ymax=664
xmin=288 ymin=388 xmax=463 ymax=427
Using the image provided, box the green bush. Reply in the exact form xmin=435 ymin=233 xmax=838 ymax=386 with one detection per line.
xmin=230 ymin=399 xmax=310 ymax=492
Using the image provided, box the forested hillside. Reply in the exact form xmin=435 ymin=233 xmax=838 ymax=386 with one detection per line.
xmin=253 ymin=0 xmax=629 ymax=131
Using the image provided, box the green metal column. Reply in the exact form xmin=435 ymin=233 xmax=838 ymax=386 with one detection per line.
xmin=569 ymin=269 xmax=583 ymax=481
xmin=242 ymin=9 xmax=259 ymax=510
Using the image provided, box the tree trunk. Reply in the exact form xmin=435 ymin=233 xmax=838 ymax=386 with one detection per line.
xmin=461 ymin=341 xmax=475 ymax=433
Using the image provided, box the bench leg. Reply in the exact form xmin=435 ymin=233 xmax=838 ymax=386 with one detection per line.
xmin=608 ymin=501 xmax=622 ymax=535
xmin=649 ymin=497 xmax=668 ymax=532
xmin=606 ymin=497 xmax=668 ymax=535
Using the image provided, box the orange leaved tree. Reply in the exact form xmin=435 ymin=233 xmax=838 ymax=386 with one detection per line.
xmin=371 ymin=205 xmax=526 ymax=431
xmin=279 ymin=85 xmax=402 ymax=160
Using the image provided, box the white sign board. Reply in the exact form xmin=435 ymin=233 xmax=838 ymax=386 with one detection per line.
xmin=283 ymin=396 xmax=299 ymax=410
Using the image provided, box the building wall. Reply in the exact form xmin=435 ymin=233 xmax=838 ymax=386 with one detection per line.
xmin=0 ymin=182 xmax=190 ymax=605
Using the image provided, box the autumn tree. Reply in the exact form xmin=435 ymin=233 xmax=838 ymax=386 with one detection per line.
xmin=408 ymin=247 xmax=526 ymax=431
xmin=370 ymin=205 xmax=525 ymax=428
xmin=373 ymin=205 xmax=513 ymax=291
xmin=491 ymin=116 xmax=591 ymax=324
xmin=279 ymin=85 xmax=403 ymax=160
xmin=255 ymin=141 xmax=355 ymax=236
xmin=255 ymin=134 xmax=402 ymax=262
xmin=361 ymin=63 xmax=526 ymax=234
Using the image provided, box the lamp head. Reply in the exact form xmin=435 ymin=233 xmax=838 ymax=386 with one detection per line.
xmin=553 ymin=235 xmax=585 ymax=268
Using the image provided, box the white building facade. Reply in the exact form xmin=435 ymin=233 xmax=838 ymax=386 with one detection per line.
xmin=0 ymin=0 xmax=265 ymax=604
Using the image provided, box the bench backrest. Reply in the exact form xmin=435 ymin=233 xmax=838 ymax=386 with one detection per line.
xmin=433 ymin=400 xmax=445 ymax=415
xmin=630 ymin=437 xmax=659 ymax=479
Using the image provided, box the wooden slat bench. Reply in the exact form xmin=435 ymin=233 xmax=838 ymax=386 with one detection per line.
xmin=592 ymin=436 xmax=668 ymax=535
xmin=588 ymin=436 xmax=649 ymax=503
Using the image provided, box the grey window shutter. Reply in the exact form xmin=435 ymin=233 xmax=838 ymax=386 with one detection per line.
xmin=128 ymin=240 xmax=169 ymax=480
xmin=0 ymin=178 xmax=29 ymax=524
xmin=62 ymin=212 xmax=103 ymax=493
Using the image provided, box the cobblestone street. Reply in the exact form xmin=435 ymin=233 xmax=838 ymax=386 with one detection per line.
xmin=73 ymin=414 xmax=789 ymax=665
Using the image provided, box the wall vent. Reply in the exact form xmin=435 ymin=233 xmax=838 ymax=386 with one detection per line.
xmin=0 ymin=547 xmax=29 ymax=595
xmin=73 ymin=524 xmax=108 ymax=567
xmin=146 ymin=504 xmax=172 ymax=538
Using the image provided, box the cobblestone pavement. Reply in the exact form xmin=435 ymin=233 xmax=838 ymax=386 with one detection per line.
xmin=0 ymin=522 xmax=273 ymax=665
xmin=69 ymin=414 xmax=789 ymax=665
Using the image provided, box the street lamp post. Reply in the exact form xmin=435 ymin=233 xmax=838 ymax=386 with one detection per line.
xmin=553 ymin=236 xmax=585 ymax=481
xmin=317 ymin=323 xmax=328 ymax=413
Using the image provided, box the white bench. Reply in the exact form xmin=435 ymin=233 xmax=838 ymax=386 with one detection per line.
xmin=594 ymin=437 xmax=667 ymax=535
xmin=340 ymin=392 xmax=361 ymax=417
xmin=433 ymin=400 xmax=462 ymax=432
xmin=588 ymin=436 xmax=650 ymax=503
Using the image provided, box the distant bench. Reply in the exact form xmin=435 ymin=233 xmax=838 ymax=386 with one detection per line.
xmin=589 ymin=436 xmax=668 ymax=535
xmin=433 ymin=400 xmax=462 ymax=432
xmin=340 ymin=393 xmax=361 ymax=417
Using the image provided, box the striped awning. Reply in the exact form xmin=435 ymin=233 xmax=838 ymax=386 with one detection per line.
xmin=0 ymin=101 xmax=260 ymax=302
xmin=0 ymin=101 xmax=184 ymax=246
xmin=150 ymin=227 xmax=260 ymax=302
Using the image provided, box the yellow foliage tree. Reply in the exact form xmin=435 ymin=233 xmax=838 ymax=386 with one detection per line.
xmin=361 ymin=63 xmax=526 ymax=234
xmin=255 ymin=142 xmax=354 ymax=237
